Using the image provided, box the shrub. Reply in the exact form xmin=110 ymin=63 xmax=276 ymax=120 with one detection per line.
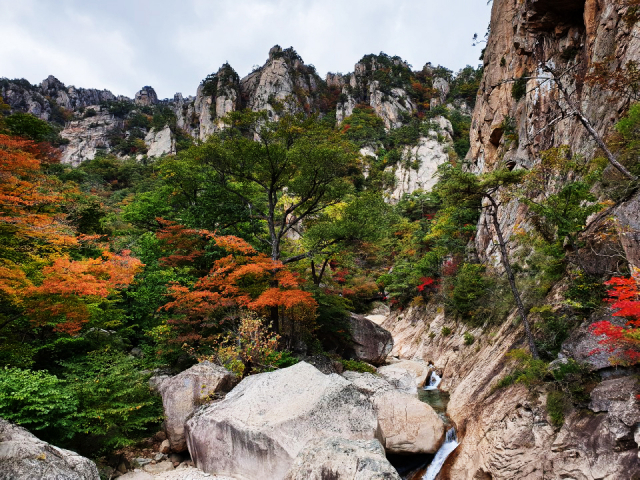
xmin=495 ymin=349 xmax=549 ymax=389
xmin=512 ymin=70 xmax=529 ymax=102
xmin=546 ymin=390 xmax=566 ymax=426
xmin=340 ymin=359 xmax=377 ymax=374
xmin=464 ymin=332 xmax=475 ymax=345
xmin=0 ymin=367 xmax=78 ymax=440
xmin=441 ymin=326 xmax=452 ymax=336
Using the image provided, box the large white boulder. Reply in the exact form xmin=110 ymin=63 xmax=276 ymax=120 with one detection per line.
xmin=284 ymin=437 xmax=401 ymax=480
xmin=159 ymin=362 xmax=237 ymax=452
xmin=343 ymin=372 xmax=445 ymax=455
xmin=0 ymin=418 xmax=99 ymax=480
xmin=185 ymin=362 xmax=378 ymax=479
xmin=377 ymin=360 xmax=431 ymax=392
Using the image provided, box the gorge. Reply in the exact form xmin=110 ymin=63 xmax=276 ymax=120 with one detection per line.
xmin=1 ymin=0 xmax=640 ymax=479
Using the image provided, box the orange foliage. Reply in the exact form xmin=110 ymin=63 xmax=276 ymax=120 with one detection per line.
xmin=0 ymin=134 xmax=76 ymax=249
xmin=158 ymin=220 xmax=317 ymax=351
xmin=26 ymin=251 xmax=143 ymax=334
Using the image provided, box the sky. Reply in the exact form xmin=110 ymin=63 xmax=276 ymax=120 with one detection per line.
xmin=1 ymin=0 xmax=492 ymax=100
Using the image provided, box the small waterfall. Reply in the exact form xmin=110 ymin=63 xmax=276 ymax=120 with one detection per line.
xmin=422 ymin=428 xmax=459 ymax=480
xmin=423 ymin=371 xmax=442 ymax=390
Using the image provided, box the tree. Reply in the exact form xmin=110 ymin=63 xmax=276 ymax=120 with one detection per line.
xmin=438 ymin=165 xmax=540 ymax=358
xmin=590 ymin=276 xmax=640 ymax=366
xmin=184 ymin=110 xmax=359 ymax=263
xmin=156 ymin=220 xmax=317 ymax=344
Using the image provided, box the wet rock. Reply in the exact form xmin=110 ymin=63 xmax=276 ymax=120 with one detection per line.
xmin=159 ymin=439 xmax=171 ymax=454
xmin=185 ymin=362 xmax=378 ymax=479
xmin=160 ymin=361 xmax=237 ymax=452
xmin=0 ymin=417 xmax=99 ymax=480
xmin=347 ymin=313 xmax=393 ymax=366
xmin=342 ymin=371 xmax=445 ymax=454
xmin=284 ymin=437 xmax=401 ymax=480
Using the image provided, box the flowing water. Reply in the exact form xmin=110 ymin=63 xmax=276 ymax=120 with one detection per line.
xmin=423 ymin=371 xmax=442 ymax=390
xmin=421 ymin=428 xmax=459 ymax=480
xmin=397 ymin=372 xmax=459 ymax=480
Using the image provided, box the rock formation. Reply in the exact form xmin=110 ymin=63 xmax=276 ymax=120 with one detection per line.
xmin=185 ymin=362 xmax=379 ymax=479
xmin=0 ymin=417 xmax=100 ymax=480
xmin=159 ymin=362 xmax=237 ymax=453
xmin=346 ymin=313 xmax=394 ymax=366
xmin=284 ymin=437 xmax=401 ymax=480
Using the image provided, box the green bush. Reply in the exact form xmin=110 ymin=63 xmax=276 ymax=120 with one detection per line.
xmin=441 ymin=326 xmax=452 ymax=336
xmin=546 ymin=390 xmax=566 ymax=426
xmin=340 ymin=359 xmax=377 ymax=374
xmin=495 ymin=349 xmax=549 ymax=389
xmin=450 ymin=263 xmax=488 ymax=318
xmin=512 ymin=71 xmax=529 ymax=102
xmin=0 ymin=367 xmax=78 ymax=440
xmin=463 ymin=332 xmax=475 ymax=345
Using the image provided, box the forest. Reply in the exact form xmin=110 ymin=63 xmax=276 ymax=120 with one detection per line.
xmin=1 ymin=49 xmax=639 ymax=464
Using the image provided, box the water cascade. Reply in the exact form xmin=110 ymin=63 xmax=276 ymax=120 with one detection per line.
xmin=422 ymin=428 xmax=459 ymax=480
xmin=423 ymin=371 xmax=442 ymax=390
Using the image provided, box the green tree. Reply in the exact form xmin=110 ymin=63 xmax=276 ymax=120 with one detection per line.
xmin=438 ymin=165 xmax=539 ymax=358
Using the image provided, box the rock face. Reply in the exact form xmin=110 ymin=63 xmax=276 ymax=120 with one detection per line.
xmin=379 ymin=295 xmax=640 ymax=478
xmin=346 ymin=313 xmax=393 ymax=366
xmin=386 ymin=129 xmax=452 ymax=204
xmin=240 ymin=45 xmax=320 ymax=121
xmin=0 ymin=417 xmax=99 ymax=480
xmin=135 ymin=86 xmax=158 ymax=106
xmin=159 ymin=362 xmax=237 ymax=453
xmin=59 ymin=106 xmax=122 ymax=165
xmin=284 ymin=437 xmax=401 ymax=480
xmin=145 ymin=125 xmax=175 ymax=158
xmin=185 ymin=362 xmax=378 ymax=479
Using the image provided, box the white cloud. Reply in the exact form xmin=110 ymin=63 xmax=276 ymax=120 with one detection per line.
xmin=0 ymin=0 xmax=491 ymax=99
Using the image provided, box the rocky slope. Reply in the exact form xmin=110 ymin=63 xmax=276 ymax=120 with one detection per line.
xmin=379 ymin=1 xmax=640 ymax=478
xmin=1 ymin=47 xmax=468 ymax=201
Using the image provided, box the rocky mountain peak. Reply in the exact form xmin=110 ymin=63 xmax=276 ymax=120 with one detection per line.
xmin=134 ymin=86 xmax=158 ymax=106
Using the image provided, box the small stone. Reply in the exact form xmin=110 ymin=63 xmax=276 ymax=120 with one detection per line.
xmin=159 ymin=438 xmax=171 ymax=454
xmin=117 ymin=462 xmax=128 ymax=473
xmin=134 ymin=458 xmax=152 ymax=467
xmin=154 ymin=453 xmax=166 ymax=461
xmin=154 ymin=430 xmax=167 ymax=441
xmin=143 ymin=460 xmax=174 ymax=474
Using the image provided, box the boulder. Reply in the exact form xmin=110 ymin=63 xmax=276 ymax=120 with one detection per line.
xmin=0 ymin=417 xmax=99 ymax=480
xmin=374 ymin=389 xmax=445 ymax=454
xmin=159 ymin=361 xmax=237 ymax=452
xmin=376 ymin=364 xmax=417 ymax=394
xmin=378 ymin=360 xmax=431 ymax=391
xmin=347 ymin=313 xmax=393 ymax=366
xmin=284 ymin=437 xmax=401 ymax=480
xmin=185 ymin=362 xmax=378 ymax=479
xmin=343 ymin=372 xmax=445 ymax=454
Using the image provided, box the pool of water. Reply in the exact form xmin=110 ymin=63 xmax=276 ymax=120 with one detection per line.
xmin=418 ymin=389 xmax=451 ymax=425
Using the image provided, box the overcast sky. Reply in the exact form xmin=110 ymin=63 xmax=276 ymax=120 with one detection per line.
xmin=1 ymin=0 xmax=492 ymax=100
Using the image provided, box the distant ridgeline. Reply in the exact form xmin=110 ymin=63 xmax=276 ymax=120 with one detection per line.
xmin=0 ymin=46 xmax=481 ymax=180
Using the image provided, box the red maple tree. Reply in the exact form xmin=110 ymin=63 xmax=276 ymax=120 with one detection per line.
xmin=590 ymin=276 xmax=640 ymax=366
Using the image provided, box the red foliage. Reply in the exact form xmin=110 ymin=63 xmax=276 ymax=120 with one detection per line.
xmin=589 ymin=276 xmax=640 ymax=366
xmin=158 ymin=220 xmax=317 ymax=350
xmin=26 ymin=251 xmax=143 ymax=334
xmin=417 ymin=277 xmax=437 ymax=292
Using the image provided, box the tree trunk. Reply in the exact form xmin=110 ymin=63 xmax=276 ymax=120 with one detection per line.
xmin=550 ymin=69 xmax=637 ymax=181
xmin=487 ymin=196 xmax=540 ymax=359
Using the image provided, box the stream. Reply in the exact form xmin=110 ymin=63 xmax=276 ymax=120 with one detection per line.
xmin=390 ymin=369 xmax=459 ymax=480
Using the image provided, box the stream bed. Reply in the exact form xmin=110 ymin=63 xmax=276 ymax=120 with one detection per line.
xmin=389 ymin=372 xmax=458 ymax=480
